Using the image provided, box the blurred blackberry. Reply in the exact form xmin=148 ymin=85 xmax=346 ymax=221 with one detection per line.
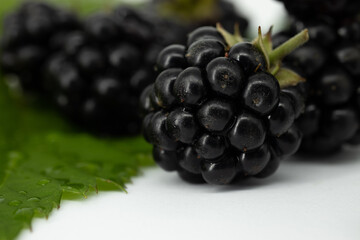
xmin=140 ymin=25 xmax=308 ymax=184
xmin=1 ymin=3 xmax=190 ymax=136
xmin=44 ymin=6 xmax=177 ymax=136
xmin=274 ymin=18 xmax=360 ymax=154
xmin=277 ymin=0 xmax=360 ymax=21
xmin=0 ymin=2 xmax=79 ymax=91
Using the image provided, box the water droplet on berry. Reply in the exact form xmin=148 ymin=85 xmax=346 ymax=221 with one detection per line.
xmin=37 ymin=179 xmax=50 ymax=186
xmin=8 ymin=200 xmax=22 ymax=207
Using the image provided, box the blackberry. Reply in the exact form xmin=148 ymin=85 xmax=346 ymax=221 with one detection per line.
xmin=277 ymin=0 xmax=360 ymax=21
xmin=275 ymin=16 xmax=360 ymax=154
xmin=141 ymin=25 xmax=309 ymax=184
xmin=0 ymin=2 xmax=79 ymax=91
xmin=1 ymin=3 xmax=189 ymax=136
xmin=43 ymin=7 xmax=170 ymax=136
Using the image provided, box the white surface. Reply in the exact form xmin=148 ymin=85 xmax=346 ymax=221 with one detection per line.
xmin=19 ymin=147 xmax=360 ymax=240
xmin=233 ymin=0 xmax=288 ymax=37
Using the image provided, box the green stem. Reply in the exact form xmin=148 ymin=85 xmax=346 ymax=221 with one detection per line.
xmin=269 ymin=29 xmax=309 ymax=64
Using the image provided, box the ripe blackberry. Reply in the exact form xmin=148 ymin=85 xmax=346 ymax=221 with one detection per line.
xmin=43 ymin=6 xmax=177 ymax=136
xmin=141 ymin=25 xmax=309 ymax=184
xmin=1 ymin=3 xmax=190 ymax=136
xmin=274 ymin=17 xmax=360 ymax=154
xmin=0 ymin=2 xmax=79 ymax=91
xmin=277 ymin=0 xmax=360 ymax=21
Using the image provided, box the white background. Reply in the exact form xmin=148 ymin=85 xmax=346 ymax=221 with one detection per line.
xmin=18 ymin=1 xmax=360 ymax=240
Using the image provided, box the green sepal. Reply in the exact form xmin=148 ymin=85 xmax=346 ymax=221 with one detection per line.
xmin=275 ymin=68 xmax=306 ymax=88
xmin=216 ymin=23 xmax=243 ymax=49
xmin=252 ymin=27 xmax=270 ymax=71
xmin=217 ymin=23 xmax=309 ymax=88
xmin=262 ymin=26 xmax=273 ymax=54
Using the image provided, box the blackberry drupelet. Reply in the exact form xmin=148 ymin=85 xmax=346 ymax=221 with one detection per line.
xmin=0 ymin=2 xmax=79 ymax=91
xmin=274 ymin=15 xmax=360 ymax=154
xmin=141 ymin=25 xmax=309 ymax=184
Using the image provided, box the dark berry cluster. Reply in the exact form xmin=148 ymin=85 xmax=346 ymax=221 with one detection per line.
xmin=0 ymin=2 xmax=79 ymax=91
xmin=43 ymin=6 xmax=167 ymax=135
xmin=275 ymin=15 xmax=360 ymax=154
xmin=141 ymin=26 xmax=305 ymax=184
xmin=0 ymin=3 xmax=185 ymax=136
xmin=277 ymin=0 xmax=360 ymax=21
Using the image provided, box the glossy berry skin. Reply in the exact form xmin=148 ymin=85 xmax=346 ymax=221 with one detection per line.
xmin=154 ymin=68 xmax=182 ymax=108
xmin=206 ymin=57 xmax=245 ymax=98
xmin=179 ymin=146 xmax=202 ymax=174
xmin=157 ymin=44 xmax=187 ymax=70
xmin=187 ymin=26 xmax=225 ymax=46
xmin=186 ymin=39 xmax=225 ymax=68
xmin=276 ymin=17 xmax=360 ymax=154
xmin=142 ymin=26 xmax=303 ymax=185
xmin=243 ymin=72 xmax=280 ymax=116
xmin=177 ymin=168 xmax=205 ymax=184
xmin=197 ymin=99 xmax=234 ymax=132
xmin=201 ymin=156 xmax=237 ymax=185
xmin=166 ymin=108 xmax=198 ymax=144
xmin=148 ymin=111 xmax=178 ymax=151
xmin=272 ymin=126 xmax=302 ymax=157
xmin=228 ymin=112 xmax=266 ymax=152
xmin=195 ymin=134 xmax=226 ymax=160
xmin=229 ymin=42 xmax=267 ymax=75
xmin=268 ymin=93 xmax=295 ymax=136
xmin=153 ymin=147 xmax=178 ymax=171
xmin=173 ymin=67 xmax=206 ymax=105
xmin=239 ymin=144 xmax=271 ymax=175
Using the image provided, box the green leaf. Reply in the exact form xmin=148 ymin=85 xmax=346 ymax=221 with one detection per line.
xmin=0 ymin=1 xmax=156 ymax=239
xmin=0 ymin=81 xmax=153 ymax=240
